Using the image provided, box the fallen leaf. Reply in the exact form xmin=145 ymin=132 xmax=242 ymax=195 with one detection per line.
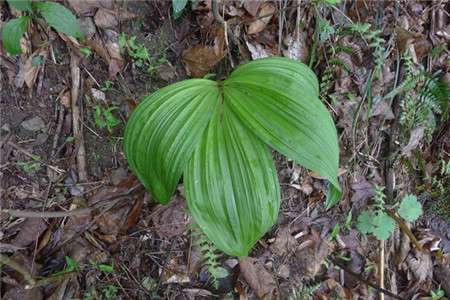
xmin=402 ymin=125 xmax=425 ymax=156
xmin=157 ymin=64 xmax=178 ymax=81
xmin=282 ymin=34 xmax=309 ymax=63
xmin=94 ymin=7 xmax=136 ymax=29
xmin=239 ymin=257 xmax=277 ymax=299
xmin=150 ymin=196 xmax=189 ymax=238
xmin=104 ymin=29 xmax=124 ymax=78
xmin=15 ymin=48 xmax=48 ymax=89
xmin=12 ymin=218 xmax=48 ymax=247
xmin=371 ymin=100 xmax=394 ymax=120
xmin=350 ymin=176 xmax=374 ymax=212
xmin=90 ymin=88 xmax=106 ymax=103
xmin=122 ymin=196 xmax=143 ymax=233
xmin=247 ymin=2 xmax=276 ymax=35
xmin=243 ymin=1 xmax=262 ymax=16
xmin=270 ymin=226 xmax=297 ymax=256
xmin=67 ymin=0 xmax=113 ymax=16
xmin=246 ymin=41 xmax=270 ymax=59
xmin=406 ymin=250 xmax=433 ymax=282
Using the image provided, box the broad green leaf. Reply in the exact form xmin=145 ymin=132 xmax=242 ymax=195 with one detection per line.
xmin=356 ymin=210 xmax=374 ymax=234
xmin=184 ymin=105 xmax=280 ymax=256
xmin=224 ymin=57 xmax=341 ymax=207
xmin=33 ymin=2 xmax=82 ymax=38
xmin=7 ymin=0 xmax=32 ymax=11
xmin=172 ymin=0 xmax=188 ymax=17
xmin=397 ymin=195 xmax=422 ymax=222
xmin=124 ymin=80 xmax=219 ymax=203
xmin=2 ymin=16 xmax=30 ymax=55
xmin=371 ymin=212 xmax=395 ymax=240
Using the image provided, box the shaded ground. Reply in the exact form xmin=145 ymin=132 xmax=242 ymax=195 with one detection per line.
xmin=1 ymin=1 xmax=449 ymax=299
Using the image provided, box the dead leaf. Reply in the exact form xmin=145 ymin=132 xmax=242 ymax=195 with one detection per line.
xmin=350 ymin=176 xmax=374 ymax=212
xmin=157 ymin=64 xmax=177 ymax=81
xmin=90 ymin=88 xmax=106 ymax=103
xmin=406 ymin=250 xmax=433 ymax=282
xmin=15 ymin=48 xmax=48 ymax=89
xmin=270 ymin=226 xmax=297 ymax=256
xmin=12 ymin=218 xmax=47 ymax=247
xmin=150 ymin=196 xmax=189 ymax=238
xmin=247 ymin=2 xmax=276 ymax=35
xmin=122 ymin=197 xmax=143 ymax=233
xmin=283 ymin=34 xmax=309 ymax=63
xmin=244 ymin=1 xmax=262 ymax=16
xmin=67 ymin=0 xmax=113 ymax=16
xmin=182 ymin=28 xmax=225 ymax=77
xmin=94 ymin=8 xmax=118 ymax=29
xmin=371 ymin=100 xmax=394 ymax=119
xmin=246 ymin=41 xmax=270 ymax=59
xmin=402 ymin=125 xmax=425 ymax=156
xmin=104 ymin=29 xmax=124 ymax=78
xmin=239 ymin=257 xmax=277 ymax=299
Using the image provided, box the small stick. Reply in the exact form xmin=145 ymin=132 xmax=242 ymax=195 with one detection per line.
xmin=70 ymin=53 xmax=88 ymax=182
xmin=25 ymin=272 xmax=75 ymax=289
xmin=51 ymin=104 xmax=65 ymax=159
xmin=385 ymin=209 xmax=423 ymax=252
xmin=2 ymin=208 xmax=91 ymax=218
xmin=331 ymin=257 xmax=404 ymax=300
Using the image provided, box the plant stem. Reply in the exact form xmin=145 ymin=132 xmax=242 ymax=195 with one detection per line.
xmin=0 ymin=254 xmax=35 ymax=287
xmin=385 ymin=209 xmax=423 ymax=252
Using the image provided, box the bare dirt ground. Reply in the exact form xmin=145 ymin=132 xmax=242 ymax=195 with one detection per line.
xmin=1 ymin=1 xmax=449 ymax=299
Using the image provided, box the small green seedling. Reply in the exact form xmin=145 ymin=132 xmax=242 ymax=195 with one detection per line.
xmin=2 ymin=0 xmax=82 ymax=55
xmin=124 ymin=57 xmax=341 ymax=256
xmin=52 ymin=256 xmax=79 ymax=276
xmin=430 ymin=288 xmax=448 ymax=300
xmin=119 ymin=33 xmax=168 ymax=74
xmin=172 ymin=0 xmax=188 ymax=18
xmin=356 ymin=186 xmax=423 ymax=240
xmin=16 ymin=154 xmax=41 ymax=173
xmin=89 ymin=260 xmax=114 ymax=274
xmin=93 ymin=105 xmax=121 ymax=133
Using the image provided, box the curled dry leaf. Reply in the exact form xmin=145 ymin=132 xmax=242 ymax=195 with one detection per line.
xmin=239 ymin=257 xmax=277 ymax=299
xmin=94 ymin=8 xmax=136 ymax=29
xmin=243 ymin=1 xmax=262 ymax=17
xmin=150 ymin=196 xmax=189 ymax=238
xmin=270 ymin=226 xmax=297 ymax=256
xmin=67 ymin=0 xmax=113 ymax=16
xmin=12 ymin=218 xmax=48 ymax=247
xmin=247 ymin=2 xmax=276 ymax=35
xmin=406 ymin=250 xmax=433 ymax=282
xmin=246 ymin=41 xmax=270 ymax=59
xmin=282 ymin=34 xmax=309 ymax=63
xmin=156 ymin=64 xmax=178 ymax=81
xmin=182 ymin=27 xmax=225 ymax=77
xmin=15 ymin=48 xmax=49 ymax=89
xmin=402 ymin=125 xmax=425 ymax=156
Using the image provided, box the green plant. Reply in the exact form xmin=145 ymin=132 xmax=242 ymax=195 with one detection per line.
xmin=16 ymin=154 xmax=41 ymax=173
xmin=172 ymin=0 xmax=188 ymax=18
xmin=191 ymin=223 xmax=228 ymax=288
xmin=89 ymin=260 xmax=114 ymax=274
xmin=430 ymin=160 xmax=450 ymax=220
xmin=2 ymin=0 xmax=82 ymax=55
xmin=124 ymin=57 xmax=341 ymax=256
xmin=356 ymin=186 xmax=423 ymax=240
xmin=93 ymin=105 xmax=121 ymax=133
xmin=52 ymin=256 xmax=79 ymax=276
xmin=430 ymin=287 xmax=448 ymax=300
xmin=119 ymin=34 xmax=168 ymax=74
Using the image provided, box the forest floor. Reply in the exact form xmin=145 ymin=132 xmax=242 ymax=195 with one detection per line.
xmin=1 ymin=1 xmax=449 ymax=299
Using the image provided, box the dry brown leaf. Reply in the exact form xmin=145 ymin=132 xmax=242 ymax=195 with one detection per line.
xmin=244 ymin=1 xmax=262 ymax=16
xmin=247 ymin=2 xmax=276 ymax=35
xmin=94 ymin=8 xmax=118 ymax=29
xmin=182 ymin=28 xmax=225 ymax=77
xmin=104 ymin=30 xmax=124 ymax=78
xmin=246 ymin=41 xmax=269 ymax=59
xmin=15 ymin=48 xmax=48 ymax=89
xmin=12 ymin=218 xmax=47 ymax=247
xmin=239 ymin=257 xmax=277 ymax=299
xmin=282 ymin=34 xmax=309 ymax=63
xmin=402 ymin=125 xmax=425 ymax=156
xmin=406 ymin=250 xmax=433 ymax=282
xmin=157 ymin=64 xmax=178 ymax=81
xmin=270 ymin=226 xmax=297 ymax=256
xmin=150 ymin=196 xmax=189 ymax=238
xmin=67 ymin=0 xmax=113 ymax=16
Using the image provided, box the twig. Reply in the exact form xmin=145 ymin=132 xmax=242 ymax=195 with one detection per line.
xmin=385 ymin=209 xmax=423 ymax=252
xmin=70 ymin=53 xmax=88 ymax=182
xmin=51 ymin=104 xmax=65 ymax=159
xmin=2 ymin=208 xmax=91 ymax=218
xmin=0 ymin=254 xmax=35 ymax=287
xmin=331 ymin=257 xmax=405 ymax=300
xmin=380 ymin=240 xmax=385 ymax=300
xmin=25 ymin=272 xmax=75 ymax=289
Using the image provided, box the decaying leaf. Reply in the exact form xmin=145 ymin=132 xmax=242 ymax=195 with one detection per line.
xmin=150 ymin=196 xmax=189 ymax=238
xmin=402 ymin=125 xmax=425 ymax=156
xmin=246 ymin=41 xmax=270 ymax=59
xmin=12 ymin=218 xmax=48 ymax=247
xmin=94 ymin=8 xmax=136 ymax=29
xmin=283 ymin=34 xmax=309 ymax=63
xmin=182 ymin=28 xmax=225 ymax=77
xmin=247 ymin=2 xmax=276 ymax=35
xmin=239 ymin=257 xmax=277 ymax=299
xmin=243 ymin=1 xmax=262 ymax=17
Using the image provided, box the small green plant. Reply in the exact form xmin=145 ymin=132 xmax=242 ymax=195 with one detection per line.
xmin=103 ymin=285 xmax=118 ymax=299
xmin=356 ymin=186 xmax=423 ymax=240
xmin=2 ymin=0 xmax=82 ymax=55
xmin=429 ymin=160 xmax=450 ymax=220
xmin=52 ymin=256 xmax=79 ymax=276
xmin=430 ymin=287 xmax=448 ymax=300
xmin=191 ymin=223 xmax=228 ymax=288
xmin=172 ymin=0 xmax=188 ymax=18
xmin=124 ymin=57 xmax=341 ymax=256
xmin=119 ymin=34 xmax=168 ymax=74
xmin=89 ymin=260 xmax=114 ymax=274
xmin=93 ymin=105 xmax=121 ymax=133
xmin=101 ymin=80 xmax=114 ymax=92
xmin=16 ymin=154 xmax=41 ymax=173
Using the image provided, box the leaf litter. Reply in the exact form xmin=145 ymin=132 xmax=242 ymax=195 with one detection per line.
xmin=1 ymin=0 xmax=450 ymax=299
